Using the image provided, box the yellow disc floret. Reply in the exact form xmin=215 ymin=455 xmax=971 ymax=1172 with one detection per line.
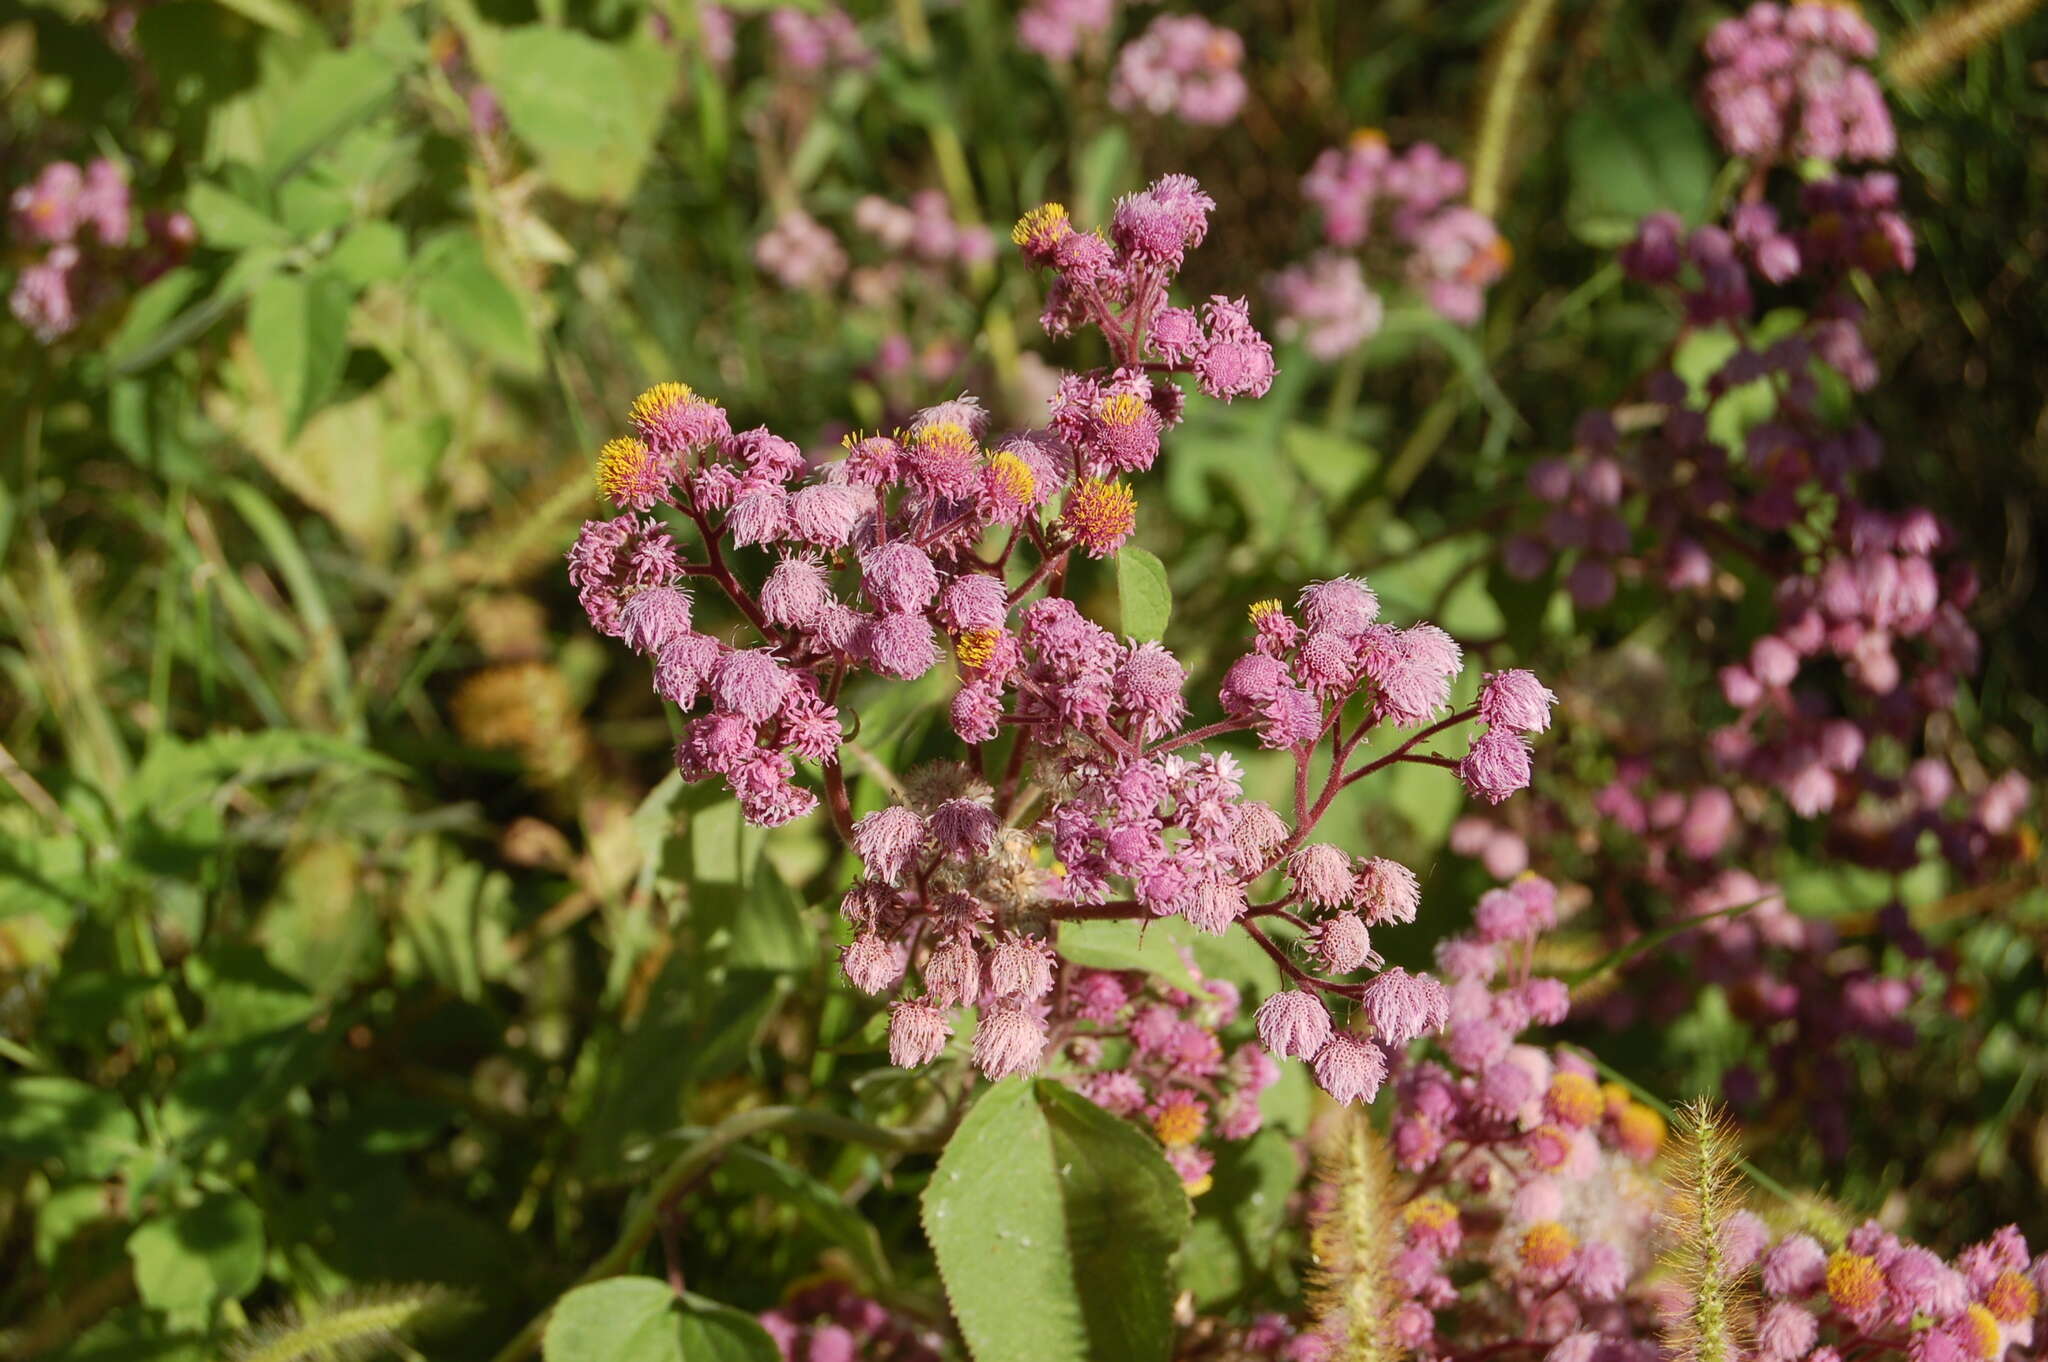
xmin=1248 ymin=598 xmax=1284 ymax=622
xmin=595 ymin=436 xmax=655 ymax=501
xmin=987 ymin=449 xmax=1038 ymax=504
xmin=629 ymin=381 xmax=695 ymax=427
xmin=1097 ymin=392 xmax=1149 ymax=427
xmin=1517 ymin=1221 xmax=1578 ymax=1273
xmin=1957 ymin=1304 xmax=2001 ymax=1360
xmin=1987 ymin=1269 xmax=2041 ymax=1325
xmin=1152 ymin=1097 xmax=1205 ymax=1149
xmin=1826 ymin=1251 xmax=1885 ymax=1315
xmin=1061 ymin=478 xmax=1137 ymax=558
xmin=1402 ymin=1195 xmax=1458 ymax=1236
xmin=1545 ymin=1070 xmax=1604 ymax=1129
xmin=1011 ymin=202 xmax=1072 ymax=253
xmin=954 ymin=629 xmax=1001 ymax=671
xmin=1612 ymin=1101 xmax=1667 ymax=1160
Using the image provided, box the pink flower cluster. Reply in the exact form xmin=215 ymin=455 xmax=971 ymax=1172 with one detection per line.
xmin=758 ymin=1278 xmax=944 ymax=1362
xmin=1749 ymin=1221 xmax=2043 ymax=1362
xmin=1265 ymin=253 xmax=1383 ymax=361
xmin=1107 ymin=14 xmax=1248 ymax=126
xmin=1290 ymin=132 xmax=1508 ymax=330
xmin=1016 ymin=0 xmax=1114 ymax=63
xmin=1702 ymin=1 xmax=1894 ymax=165
xmin=852 ymin=191 xmax=996 ymax=273
xmin=7 ymin=158 xmax=191 ymax=342
xmin=755 ymin=210 xmax=849 ymax=293
xmin=840 ymin=582 xmax=1551 ymax=1106
xmin=1063 ymin=961 xmax=1278 ymax=1193
xmin=1483 ymin=11 xmax=2031 ymax=1152
xmin=765 ymin=5 xmax=870 ymax=73
xmin=1017 ymin=175 xmax=1274 ymax=402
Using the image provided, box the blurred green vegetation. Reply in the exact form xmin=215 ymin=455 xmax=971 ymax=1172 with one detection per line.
xmin=1 ymin=0 xmax=2044 ymax=1355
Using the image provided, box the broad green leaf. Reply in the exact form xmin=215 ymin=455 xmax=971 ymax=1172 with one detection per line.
xmin=261 ymin=42 xmax=404 ymax=179
xmin=543 ymin=1279 xmax=780 ymax=1362
xmin=127 ymin=1192 xmax=266 ymax=1322
xmin=1564 ymin=90 xmax=1715 ymax=246
xmin=186 ymin=181 xmax=292 ymax=249
xmin=105 ymin=268 xmax=204 ymax=364
xmin=247 ymin=270 xmax=356 ymax=441
xmin=328 ymin=220 xmax=409 ymax=287
xmin=1116 ymin=547 xmax=1172 ymax=643
xmin=0 ymin=1076 xmax=142 ymax=1178
xmin=725 ymin=852 xmax=813 ymax=972
xmin=414 ymin=229 xmax=541 ymax=373
xmin=1056 ymin=917 xmax=1207 ymax=997
xmin=479 ymin=26 xmax=674 ymax=203
xmin=1178 ymin=1128 xmax=1300 ymax=1305
xmin=922 ymin=1080 xmax=1188 ymax=1362
xmin=543 ymin=1279 xmax=679 ymax=1362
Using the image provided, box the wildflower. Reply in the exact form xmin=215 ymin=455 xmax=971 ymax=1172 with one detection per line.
xmin=1254 ymin=989 xmax=1332 ymax=1060
xmin=629 ymin=381 xmax=730 ymax=454
xmin=1191 ymin=296 xmax=1277 ymax=401
xmin=1311 ymin=1032 xmax=1387 ymax=1105
xmin=1361 ymin=967 xmax=1448 ymax=1046
xmin=620 ymin=585 xmax=694 ymax=656
xmin=862 ymin=612 xmax=939 ymax=680
xmin=887 ymin=1000 xmax=952 ymax=1067
xmin=971 ymin=1006 xmax=1047 ymax=1080
xmin=1516 ymin=1221 xmax=1577 ymax=1279
xmin=859 ymin=542 xmax=940 ymax=614
xmin=1298 ymin=576 xmax=1379 ymax=636
xmin=852 ymin=806 xmax=927 ymax=884
xmin=1088 ymin=391 xmax=1163 ymax=474
xmin=1268 ymin=252 xmax=1383 ymax=361
xmin=1986 ymin=1270 xmax=2040 ymax=1325
xmin=1828 ymin=1250 xmax=1887 ymax=1319
xmin=980 ymin=449 xmax=1042 ymax=523
xmin=1611 ymin=1100 xmax=1666 ymax=1160
xmin=1108 ymin=14 xmax=1247 ymax=126
xmin=1011 ymin=202 xmax=1073 ymax=263
xmin=1544 ymin=1070 xmax=1604 ymax=1129
xmin=988 ymin=937 xmax=1055 ymax=1000
xmin=1290 ymin=844 xmax=1356 ymax=908
xmin=1954 ymin=1305 xmax=2002 ymax=1360
xmin=1764 ymin=1233 xmax=1830 ymax=1297
xmin=1060 ymin=478 xmax=1137 ymax=558
xmin=1353 ymin=856 xmax=1421 ymax=925
xmin=1460 ymin=727 xmax=1534 ymax=804
xmin=755 ymin=209 xmax=846 ymax=291
xmin=595 ymin=436 xmax=668 ymax=510
xmin=841 ymin=934 xmax=902 ymax=995
xmin=905 ymin=421 xmax=982 ymax=499
xmin=1757 ymin=1303 xmax=1818 ymax=1361
xmin=1309 ymin=914 xmax=1375 ymax=975
xmin=1477 ymin=669 xmax=1557 ymax=734
xmin=762 ymin=555 xmax=834 ymax=629
xmin=1151 ymin=1095 xmax=1206 ymax=1148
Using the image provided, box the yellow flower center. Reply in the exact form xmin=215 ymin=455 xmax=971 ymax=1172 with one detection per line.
xmin=1518 ymin=1221 xmax=1577 ymax=1272
xmin=988 ymin=450 xmax=1038 ymax=503
xmin=629 ymin=381 xmax=696 ymax=427
xmin=1826 ymin=1251 xmax=1884 ymax=1314
xmin=595 ymin=436 xmax=653 ymax=498
xmin=1987 ymin=1270 xmax=2040 ymax=1325
xmin=955 ymin=629 xmax=1001 ymax=671
xmin=1152 ymin=1099 xmax=1205 ymax=1148
xmin=1011 ymin=202 xmax=1071 ymax=250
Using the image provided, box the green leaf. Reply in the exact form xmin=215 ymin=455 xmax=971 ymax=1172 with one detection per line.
xmin=544 ymin=1279 xmax=678 ymax=1362
xmin=1116 ymin=547 xmax=1172 ymax=643
xmin=923 ymin=1080 xmax=1188 ymax=1362
xmin=542 ymin=1279 xmax=780 ymax=1362
xmin=413 ymin=229 xmax=541 ymax=373
xmin=186 ymin=181 xmax=293 ymax=249
xmin=261 ymin=41 xmax=404 ymax=180
xmin=1564 ymin=90 xmax=1715 ymax=246
xmin=247 ymin=271 xmax=356 ymax=441
xmin=721 ymin=1146 xmax=893 ymax=1288
xmin=127 ymin=1192 xmax=266 ymax=1322
xmin=105 ymin=268 xmax=205 ymax=364
xmin=328 ymin=221 xmax=409 ymax=287
xmin=1056 ymin=917 xmax=1207 ymax=997
xmin=1178 ymin=1129 xmax=1300 ymax=1305
xmin=1073 ymin=126 xmax=1131 ymax=230
xmin=0 ymin=1076 xmax=142 ymax=1178
xmin=724 ymin=853 xmax=814 ymax=972
xmin=478 ymin=26 xmax=673 ymax=203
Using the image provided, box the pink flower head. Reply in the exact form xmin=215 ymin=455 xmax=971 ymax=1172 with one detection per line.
xmin=711 ymin=648 xmax=794 ymax=721
xmin=1353 ymin=857 xmax=1421 ymax=925
xmin=1113 ymin=642 xmax=1189 ymax=737
xmin=728 ymin=488 xmax=792 ymax=548
xmin=936 ymin=572 xmax=1009 ymax=632
xmin=841 ymin=933 xmax=902 ymax=994
xmin=1255 ymin=988 xmax=1333 ymax=1059
xmin=630 ymin=383 xmax=731 ymax=455
xmin=931 ymin=798 xmax=998 ymax=858
xmin=1478 ymin=669 xmax=1556 ymax=734
xmin=1362 ymin=967 xmax=1449 ymax=1046
xmin=1764 ymin=1233 xmax=1829 ymax=1297
xmin=1310 ymin=914 xmax=1376 ymax=974
xmin=1461 ymin=727 xmax=1534 ymax=804
xmin=860 ymin=542 xmax=940 ymax=613
xmin=1757 ymin=1303 xmax=1819 ymax=1362
xmin=1060 ymin=477 xmax=1138 ymax=558
xmin=654 ymin=632 xmax=724 ymax=708
xmin=1298 ymin=576 xmax=1380 ymax=637
xmin=923 ymin=937 xmax=982 ymax=1007
xmin=971 ymin=1006 xmax=1047 ymax=1079
xmin=620 ymin=585 xmax=694 ymax=656
xmin=852 ymin=805 xmax=928 ymax=884
xmin=762 ymin=555 xmax=835 ymax=629
xmin=988 ymin=937 xmax=1055 ymax=1000
xmin=1312 ymin=1032 xmax=1388 ymax=1105
xmin=1290 ymin=844 xmax=1356 ymax=908
xmin=888 ymin=999 xmax=952 ymax=1067
xmin=862 ymin=612 xmax=939 ymax=679
xmin=1192 ymin=296 xmax=1277 ymax=401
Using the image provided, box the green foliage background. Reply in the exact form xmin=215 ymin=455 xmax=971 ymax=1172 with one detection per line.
xmin=1 ymin=0 xmax=2044 ymax=1356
